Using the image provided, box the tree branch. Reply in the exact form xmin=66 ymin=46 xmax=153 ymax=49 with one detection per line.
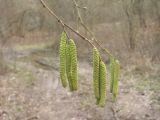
xmin=40 ymin=0 xmax=94 ymax=47
xmin=40 ymin=0 xmax=114 ymax=58
xmin=72 ymin=0 xmax=114 ymax=58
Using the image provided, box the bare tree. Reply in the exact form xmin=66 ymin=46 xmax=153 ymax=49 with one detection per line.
xmin=0 ymin=0 xmax=18 ymax=72
xmin=152 ymin=0 xmax=160 ymax=27
xmin=122 ymin=0 xmax=136 ymax=50
xmin=121 ymin=0 xmax=146 ymax=50
xmin=132 ymin=0 xmax=146 ymax=28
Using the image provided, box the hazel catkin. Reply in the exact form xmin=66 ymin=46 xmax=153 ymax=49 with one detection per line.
xmin=93 ymin=47 xmax=100 ymax=102
xmin=59 ymin=32 xmax=67 ymax=88
xmin=110 ymin=57 xmax=115 ymax=93
xmin=99 ymin=61 xmax=107 ymax=107
xmin=66 ymin=44 xmax=73 ymax=91
xmin=69 ymin=39 xmax=78 ymax=91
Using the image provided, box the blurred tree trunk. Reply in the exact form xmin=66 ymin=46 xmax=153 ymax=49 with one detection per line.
xmin=152 ymin=0 xmax=160 ymax=27
xmin=133 ymin=0 xmax=146 ymax=28
xmin=0 ymin=0 xmax=16 ymax=73
xmin=122 ymin=0 xmax=136 ymax=50
xmin=122 ymin=0 xmax=145 ymax=50
xmin=152 ymin=0 xmax=160 ymax=61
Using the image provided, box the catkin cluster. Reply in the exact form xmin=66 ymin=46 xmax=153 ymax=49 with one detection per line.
xmin=93 ymin=47 xmax=107 ymax=107
xmin=110 ymin=57 xmax=120 ymax=102
xmin=59 ymin=32 xmax=78 ymax=91
xmin=59 ymin=32 xmax=120 ymax=106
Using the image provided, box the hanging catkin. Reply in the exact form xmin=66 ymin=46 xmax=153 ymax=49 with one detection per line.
xmin=110 ymin=57 xmax=115 ymax=93
xmin=99 ymin=61 xmax=107 ymax=107
xmin=112 ymin=60 xmax=120 ymax=102
xmin=93 ymin=47 xmax=100 ymax=102
xmin=69 ymin=39 xmax=78 ymax=91
xmin=59 ymin=32 xmax=67 ymax=88
xmin=66 ymin=44 xmax=73 ymax=91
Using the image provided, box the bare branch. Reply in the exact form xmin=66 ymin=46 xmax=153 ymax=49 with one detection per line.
xmin=72 ymin=0 xmax=114 ymax=58
xmin=40 ymin=0 xmax=115 ymax=58
xmin=40 ymin=0 xmax=94 ymax=47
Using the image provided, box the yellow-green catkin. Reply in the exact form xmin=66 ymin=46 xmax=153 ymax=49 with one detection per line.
xmin=66 ymin=44 xmax=73 ymax=91
xmin=59 ymin=32 xmax=67 ymax=88
xmin=112 ymin=60 xmax=120 ymax=102
xmin=110 ymin=57 xmax=115 ymax=93
xmin=99 ymin=61 xmax=107 ymax=107
xmin=69 ymin=39 xmax=78 ymax=91
xmin=93 ymin=47 xmax=100 ymax=103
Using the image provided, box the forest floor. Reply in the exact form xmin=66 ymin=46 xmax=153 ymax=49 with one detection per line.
xmin=0 ymin=46 xmax=160 ymax=120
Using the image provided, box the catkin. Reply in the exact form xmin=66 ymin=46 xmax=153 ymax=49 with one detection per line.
xmin=112 ymin=60 xmax=120 ymax=102
xmin=59 ymin=32 xmax=67 ymax=88
xmin=110 ymin=57 xmax=115 ymax=93
xmin=69 ymin=39 xmax=78 ymax=91
xmin=66 ymin=44 xmax=73 ymax=91
xmin=99 ymin=61 xmax=107 ymax=107
xmin=93 ymin=47 xmax=100 ymax=101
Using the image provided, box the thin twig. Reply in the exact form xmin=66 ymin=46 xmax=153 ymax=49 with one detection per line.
xmin=72 ymin=0 xmax=114 ymax=58
xmin=40 ymin=0 xmax=94 ymax=47
xmin=40 ymin=0 xmax=116 ymax=58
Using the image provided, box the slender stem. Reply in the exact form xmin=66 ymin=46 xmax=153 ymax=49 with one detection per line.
xmin=72 ymin=0 xmax=114 ymax=58
xmin=40 ymin=0 xmax=94 ymax=47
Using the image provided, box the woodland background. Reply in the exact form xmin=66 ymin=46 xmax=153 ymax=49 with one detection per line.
xmin=0 ymin=0 xmax=160 ymax=120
